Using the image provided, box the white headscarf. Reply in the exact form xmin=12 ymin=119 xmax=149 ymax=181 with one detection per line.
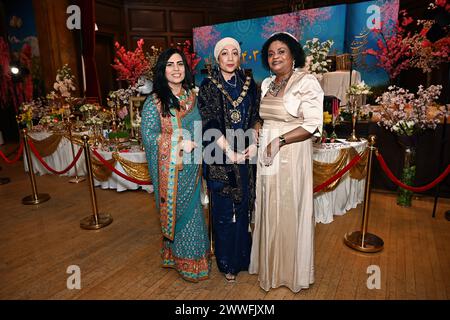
xmin=213 ymin=37 xmax=241 ymax=62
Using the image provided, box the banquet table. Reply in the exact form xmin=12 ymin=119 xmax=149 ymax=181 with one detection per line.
xmin=24 ymin=131 xmax=153 ymax=193
xmin=313 ymin=139 xmax=368 ymax=224
xmin=24 ymin=131 xmax=87 ymax=176
xmin=93 ymin=149 xmax=153 ymax=193
xmin=321 ymin=70 xmax=361 ymax=106
xmin=25 ymin=131 xmax=366 ymax=222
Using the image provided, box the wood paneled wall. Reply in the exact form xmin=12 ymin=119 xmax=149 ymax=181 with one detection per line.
xmin=123 ymin=1 xmax=239 ymax=51
xmin=32 ymin=0 xmax=80 ymax=95
xmin=93 ymin=0 xmax=440 ymax=103
xmin=96 ymin=0 xmax=430 ymax=52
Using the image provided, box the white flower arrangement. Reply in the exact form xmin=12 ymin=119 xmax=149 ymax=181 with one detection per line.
xmin=79 ymin=104 xmax=98 ymax=112
xmin=131 ymin=113 xmax=142 ymax=128
xmin=51 ymin=64 xmax=76 ymax=99
xmin=39 ymin=116 xmax=52 ymax=125
xmin=107 ymin=87 xmax=137 ymax=109
xmin=85 ymin=116 xmax=103 ymax=126
xmin=374 ymin=84 xmax=444 ymax=136
xmin=303 ymin=38 xmax=334 ymax=80
xmin=38 ymin=115 xmax=60 ymax=125
xmin=347 ymin=81 xmax=372 ymax=96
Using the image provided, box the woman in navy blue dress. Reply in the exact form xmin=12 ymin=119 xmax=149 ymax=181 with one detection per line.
xmin=197 ymin=37 xmax=261 ymax=282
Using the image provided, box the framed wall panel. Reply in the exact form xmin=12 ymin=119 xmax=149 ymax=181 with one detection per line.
xmin=96 ymin=2 xmax=122 ymax=30
xmin=128 ymin=9 xmax=166 ymax=32
xmin=169 ymin=10 xmax=205 ymax=32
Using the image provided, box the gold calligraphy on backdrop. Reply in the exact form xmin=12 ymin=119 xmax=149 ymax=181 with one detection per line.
xmin=350 ymin=28 xmax=374 ymax=72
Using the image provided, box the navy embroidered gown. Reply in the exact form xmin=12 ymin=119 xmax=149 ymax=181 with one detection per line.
xmin=198 ymin=69 xmax=260 ymax=276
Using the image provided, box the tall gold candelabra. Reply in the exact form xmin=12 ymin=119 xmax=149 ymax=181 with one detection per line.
xmin=346 ymin=94 xmax=364 ymax=142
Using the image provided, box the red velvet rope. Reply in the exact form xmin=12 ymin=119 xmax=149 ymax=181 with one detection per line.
xmin=376 ymin=151 xmax=450 ymax=192
xmin=0 ymin=142 xmax=24 ymax=164
xmin=91 ymin=148 xmax=151 ymax=185
xmin=313 ymin=152 xmax=363 ymax=193
xmin=27 ymin=139 xmax=84 ymax=175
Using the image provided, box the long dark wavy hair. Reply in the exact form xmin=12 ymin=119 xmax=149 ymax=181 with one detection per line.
xmin=151 ymin=48 xmax=194 ymax=117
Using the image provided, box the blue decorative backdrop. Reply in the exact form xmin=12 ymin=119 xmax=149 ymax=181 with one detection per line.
xmin=193 ymin=0 xmax=399 ymax=88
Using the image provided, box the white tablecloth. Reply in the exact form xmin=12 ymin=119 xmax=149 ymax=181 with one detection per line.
xmin=93 ymin=149 xmax=153 ymax=193
xmin=24 ymin=131 xmax=153 ymax=193
xmin=24 ymin=131 xmax=87 ymax=177
xmin=321 ymin=71 xmax=361 ymax=106
xmin=313 ymin=139 xmax=367 ymax=224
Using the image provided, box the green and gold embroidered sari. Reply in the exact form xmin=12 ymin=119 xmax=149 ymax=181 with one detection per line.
xmin=141 ymin=90 xmax=210 ymax=282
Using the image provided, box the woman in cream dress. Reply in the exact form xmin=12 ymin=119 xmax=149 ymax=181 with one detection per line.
xmin=249 ymin=32 xmax=323 ymax=293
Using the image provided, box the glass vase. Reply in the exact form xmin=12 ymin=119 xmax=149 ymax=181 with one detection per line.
xmin=396 ymin=138 xmax=417 ymax=207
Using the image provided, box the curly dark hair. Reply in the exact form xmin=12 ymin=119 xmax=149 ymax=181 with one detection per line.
xmin=151 ymin=48 xmax=194 ymax=117
xmin=261 ymin=33 xmax=306 ymax=70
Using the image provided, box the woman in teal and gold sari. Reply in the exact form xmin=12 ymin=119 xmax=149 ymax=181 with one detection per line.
xmin=141 ymin=48 xmax=210 ymax=282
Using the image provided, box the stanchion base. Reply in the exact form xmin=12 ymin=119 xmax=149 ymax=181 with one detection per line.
xmin=0 ymin=177 xmax=11 ymax=185
xmin=346 ymin=135 xmax=360 ymax=142
xmin=344 ymin=231 xmax=384 ymax=253
xmin=210 ymin=242 xmax=215 ymax=257
xmin=22 ymin=193 xmax=51 ymax=205
xmin=69 ymin=176 xmax=86 ymax=183
xmin=80 ymin=214 xmax=113 ymax=230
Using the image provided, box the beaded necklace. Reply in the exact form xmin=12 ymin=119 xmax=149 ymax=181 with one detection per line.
xmin=268 ymin=72 xmax=292 ymax=97
xmin=175 ymin=88 xmax=192 ymax=111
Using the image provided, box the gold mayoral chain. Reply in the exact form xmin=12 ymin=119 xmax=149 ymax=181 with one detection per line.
xmin=209 ymin=76 xmax=251 ymax=124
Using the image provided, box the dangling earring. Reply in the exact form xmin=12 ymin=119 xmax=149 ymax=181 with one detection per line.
xmin=292 ymin=60 xmax=296 ymax=70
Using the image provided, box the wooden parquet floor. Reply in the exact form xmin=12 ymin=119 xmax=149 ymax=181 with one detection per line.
xmin=1 ymin=149 xmax=450 ymax=300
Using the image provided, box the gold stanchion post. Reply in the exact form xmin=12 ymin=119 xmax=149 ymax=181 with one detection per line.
xmin=344 ymin=135 xmax=384 ymax=252
xmin=22 ymin=128 xmax=51 ymax=205
xmin=79 ymin=135 xmax=113 ymax=230
xmin=67 ymin=119 xmax=85 ymax=183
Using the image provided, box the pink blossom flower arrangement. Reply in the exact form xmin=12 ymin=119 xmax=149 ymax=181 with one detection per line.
xmin=365 ymin=11 xmax=415 ymax=80
xmin=176 ymin=40 xmax=201 ymax=74
xmin=373 ymin=84 xmax=445 ymax=136
xmin=367 ymin=2 xmax=450 ymax=79
xmin=112 ymin=39 xmax=150 ymax=86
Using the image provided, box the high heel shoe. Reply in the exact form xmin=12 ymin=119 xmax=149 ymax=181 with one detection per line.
xmin=225 ymin=273 xmax=236 ymax=283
